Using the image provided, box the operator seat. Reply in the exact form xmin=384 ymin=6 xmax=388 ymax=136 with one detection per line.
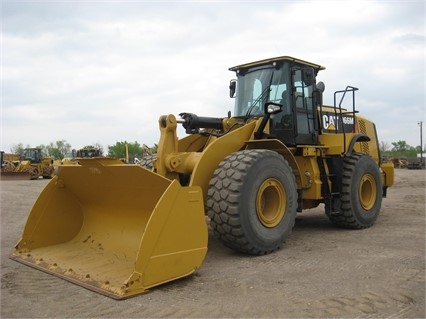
xmin=280 ymin=91 xmax=291 ymax=115
xmin=277 ymin=91 xmax=292 ymax=129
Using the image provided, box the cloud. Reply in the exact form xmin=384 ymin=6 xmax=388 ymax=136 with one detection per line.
xmin=1 ymin=0 xmax=425 ymax=153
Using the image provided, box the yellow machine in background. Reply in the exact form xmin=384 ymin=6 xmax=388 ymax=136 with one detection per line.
xmin=60 ymin=146 xmax=103 ymax=166
xmin=75 ymin=146 xmax=102 ymax=158
xmin=1 ymin=148 xmax=54 ymax=180
xmin=11 ymin=56 xmax=394 ymax=299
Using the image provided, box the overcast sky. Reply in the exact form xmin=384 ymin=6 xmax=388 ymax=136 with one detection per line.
xmin=1 ymin=0 xmax=425 ymax=153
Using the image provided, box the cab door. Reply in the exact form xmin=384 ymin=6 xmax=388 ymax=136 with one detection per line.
xmin=292 ymin=67 xmax=318 ymax=145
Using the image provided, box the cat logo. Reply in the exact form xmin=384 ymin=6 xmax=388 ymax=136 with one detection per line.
xmin=327 ymin=123 xmax=337 ymax=130
xmin=322 ymin=114 xmax=354 ymax=131
xmin=323 ymin=114 xmax=338 ymax=130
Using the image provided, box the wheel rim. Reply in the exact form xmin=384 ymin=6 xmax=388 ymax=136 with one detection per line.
xmin=256 ymin=178 xmax=286 ymax=228
xmin=359 ymin=173 xmax=377 ymax=210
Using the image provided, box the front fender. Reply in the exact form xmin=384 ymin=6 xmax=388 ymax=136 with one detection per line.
xmin=245 ymin=139 xmax=302 ymax=189
xmin=189 ymin=120 xmax=258 ymax=200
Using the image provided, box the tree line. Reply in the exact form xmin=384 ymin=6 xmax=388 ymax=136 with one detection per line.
xmin=380 ymin=140 xmax=424 ymax=158
xmin=8 ymin=139 xmax=422 ymax=162
xmin=8 ymin=140 xmax=157 ymax=163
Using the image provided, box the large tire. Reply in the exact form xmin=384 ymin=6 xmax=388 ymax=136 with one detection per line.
xmin=42 ymin=166 xmax=54 ymax=179
xmin=327 ymin=153 xmax=382 ymax=229
xmin=206 ymin=149 xmax=298 ymax=255
xmin=23 ymin=166 xmax=39 ymax=180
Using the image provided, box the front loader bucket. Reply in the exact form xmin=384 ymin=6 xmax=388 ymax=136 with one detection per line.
xmin=1 ymin=171 xmax=32 ymax=180
xmin=10 ymin=158 xmax=208 ymax=299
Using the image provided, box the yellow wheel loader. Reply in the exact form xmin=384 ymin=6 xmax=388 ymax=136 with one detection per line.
xmin=54 ymin=147 xmax=102 ymax=175
xmin=0 ymin=151 xmax=29 ymax=180
xmin=11 ymin=56 xmax=394 ymax=299
xmin=1 ymin=148 xmax=54 ymax=180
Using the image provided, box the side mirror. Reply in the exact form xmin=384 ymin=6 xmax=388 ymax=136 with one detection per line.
xmin=229 ymin=79 xmax=236 ymax=98
xmin=254 ymin=102 xmax=283 ymax=139
xmin=314 ymin=81 xmax=325 ymax=106
xmin=316 ymin=81 xmax=325 ymax=93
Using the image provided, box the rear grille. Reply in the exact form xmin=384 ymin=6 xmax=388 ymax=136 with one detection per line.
xmin=358 ymin=119 xmax=369 ymax=153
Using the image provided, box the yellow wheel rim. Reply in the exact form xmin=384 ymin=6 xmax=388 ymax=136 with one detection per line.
xmin=359 ymin=173 xmax=377 ymax=210
xmin=256 ymin=178 xmax=286 ymax=228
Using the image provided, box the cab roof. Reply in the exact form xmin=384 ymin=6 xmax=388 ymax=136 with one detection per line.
xmin=229 ymin=56 xmax=326 ymax=72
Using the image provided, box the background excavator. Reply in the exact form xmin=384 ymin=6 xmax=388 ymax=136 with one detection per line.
xmin=11 ymin=56 xmax=394 ymax=299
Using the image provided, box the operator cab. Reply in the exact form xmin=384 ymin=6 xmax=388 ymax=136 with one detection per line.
xmin=21 ymin=148 xmax=43 ymax=163
xmin=229 ymin=56 xmax=325 ymax=146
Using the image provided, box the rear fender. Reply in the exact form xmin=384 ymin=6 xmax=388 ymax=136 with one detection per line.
xmin=346 ymin=134 xmax=370 ymax=157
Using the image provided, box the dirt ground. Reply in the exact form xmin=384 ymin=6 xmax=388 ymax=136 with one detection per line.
xmin=1 ymin=168 xmax=425 ymax=318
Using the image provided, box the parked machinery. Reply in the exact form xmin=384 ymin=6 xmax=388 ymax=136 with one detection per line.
xmin=61 ymin=146 xmax=103 ymax=166
xmin=1 ymin=148 xmax=53 ymax=180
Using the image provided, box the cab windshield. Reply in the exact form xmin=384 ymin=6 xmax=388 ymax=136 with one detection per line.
xmin=233 ymin=63 xmax=289 ymax=118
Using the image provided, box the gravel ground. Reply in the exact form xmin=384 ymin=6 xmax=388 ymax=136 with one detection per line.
xmin=1 ymin=168 xmax=425 ymax=318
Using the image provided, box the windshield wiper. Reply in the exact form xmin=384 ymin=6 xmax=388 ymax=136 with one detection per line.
xmin=244 ymin=85 xmax=271 ymax=121
xmin=244 ymin=72 xmax=274 ymax=121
